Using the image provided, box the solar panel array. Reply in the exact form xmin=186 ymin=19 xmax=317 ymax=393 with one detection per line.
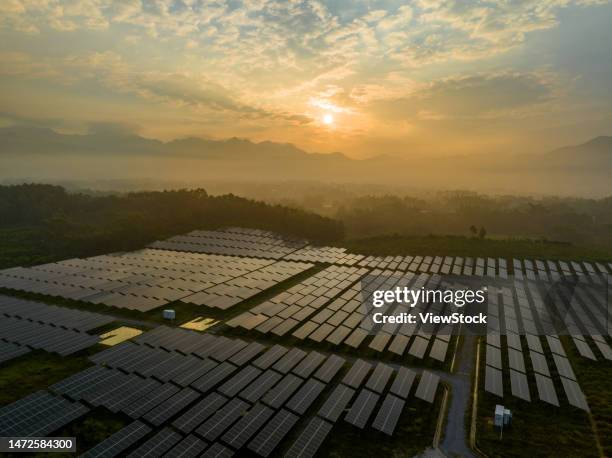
xmin=148 ymin=228 xmax=612 ymax=283
xmin=483 ymin=283 xmax=593 ymax=411
xmin=150 ymin=227 xmax=306 ymax=259
xmin=0 ymin=325 xmax=444 ymax=456
xmin=0 ymin=340 xmax=31 ymax=364
xmin=0 ymin=248 xmax=312 ymax=312
xmin=0 ymin=314 xmax=100 ymax=357
xmin=0 ymin=295 xmax=109 ymax=361
xmin=228 ymin=268 xmax=456 ymax=364
xmin=0 ymin=294 xmax=114 ymax=331
xmin=0 ymin=390 xmax=89 ymax=437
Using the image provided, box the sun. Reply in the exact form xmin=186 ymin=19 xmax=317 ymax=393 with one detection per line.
xmin=323 ymin=113 xmax=334 ymax=125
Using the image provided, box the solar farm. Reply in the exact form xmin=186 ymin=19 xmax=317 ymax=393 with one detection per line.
xmin=0 ymin=227 xmax=610 ymax=457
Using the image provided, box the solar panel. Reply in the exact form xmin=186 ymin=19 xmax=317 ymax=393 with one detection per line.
xmin=344 ymin=328 xmax=368 ymax=348
xmin=221 ymin=403 xmax=274 ymax=449
xmin=124 ymin=383 xmax=180 ymax=418
xmin=415 ymin=371 xmax=440 ymax=403
xmin=228 ymin=341 xmax=266 ymax=366
xmin=408 ymin=336 xmax=429 ymax=359
xmin=172 ymin=392 xmax=228 ymax=434
xmin=529 ymin=351 xmax=551 ymax=377
xmin=526 ymin=334 xmax=544 ymax=353
xmin=507 ymin=348 xmax=526 ymax=373
xmin=201 ymin=442 xmax=234 ymax=458
xmin=341 ymin=359 xmax=372 ymax=389
xmin=428 ymin=339 xmax=449 ymax=362
xmin=313 ymin=354 xmax=345 ymax=383
xmin=196 ymin=398 xmax=249 ymax=441
xmin=127 ymin=427 xmax=182 ymax=458
xmin=272 ymin=348 xmax=307 ymax=373
xmin=252 ymin=344 xmax=288 ymax=369
xmin=170 ymin=358 xmax=219 ymax=387
xmin=573 ymin=338 xmax=596 ymax=360
xmin=82 ymin=421 xmax=152 ymax=458
xmin=344 ymin=388 xmax=379 ymax=429
xmin=247 ymin=409 xmax=299 ymax=457
xmin=534 ymin=374 xmax=560 ymax=406
xmin=486 ymin=345 xmax=502 ymax=369
xmin=389 ymin=367 xmax=416 ymax=399
xmin=372 ymin=394 xmax=405 ymax=435
xmin=286 ymin=378 xmax=326 ymax=414
xmin=365 ymin=362 xmax=393 ymax=393
xmin=326 ymin=325 xmax=353 ymax=345
xmin=191 ymin=362 xmax=237 ymax=393
xmin=385 ymin=334 xmax=408 ymax=356
xmin=285 ymin=417 xmax=333 ymax=458
xmin=308 ymin=323 xmax=335 ymax=342
xmin=509 ymin=369 xmax=531 ymax=402
xmin=142 ymin=387 xmax=201 ymax=426
xmin=164 ymin=434 xmax=208 ymax=458
xmin=218 ymin=365 xmax=262 ymax=397
xmin=560 ymin=377 xmax=589 ymax=411
xmin=506 ymin=332 xmax=522 ymax=350
xmin=368 ymin=333 xmax=391 ymax=352
xmin=484 ymin=365 xmax=503 ymax=397
xmin=261 ymin=373 xmax=303 ymax=409
xmin=318 ymin=384 xmax=355 ymax=422
xmin=292 ymin=351 xmax=326 ymax=378
xmin=552 ymin=354 xmax=577 ymax=381
xmin=240 ymin=370 xmax=283 ymax=403
xmin=292 ymin=321 xmax=318 ymax=340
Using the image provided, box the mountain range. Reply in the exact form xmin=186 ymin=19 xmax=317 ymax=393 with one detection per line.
xmin=1 ymin=126 xmax=610 ymax=196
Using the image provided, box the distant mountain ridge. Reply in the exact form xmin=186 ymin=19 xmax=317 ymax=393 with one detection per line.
xmin=2 ymin=125 xmax=611 ymax=166
xmin=1 ymin=126 xmax=611 ymax=196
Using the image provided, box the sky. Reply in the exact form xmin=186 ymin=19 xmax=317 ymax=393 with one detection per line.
xmin=1 ymin=0 xmax=611 ymax=158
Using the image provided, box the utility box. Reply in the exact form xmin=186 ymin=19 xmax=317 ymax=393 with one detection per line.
xmin=494 ymin=405 xmax=504 ymax=427
xmin=494 ymin=404 xmax=512 ymax=428
xmin=503 ymin=408 xmax=512 ymax=426
xmin=163 ymin=309 xmax=176 ymax=320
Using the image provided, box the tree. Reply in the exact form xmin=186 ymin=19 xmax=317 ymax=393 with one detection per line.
xmin=479 ymin=226 xmax=487 ymax=239
xmin=469 ymin=225 xmax=478 ymax=237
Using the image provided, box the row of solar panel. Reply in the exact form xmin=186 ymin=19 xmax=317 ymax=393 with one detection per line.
xmin=148 ymin=228 xmax=612 ymax=282
xmin=0 ymin=294 xmax=114 ymax=332
xmin=0 ymin=249 xmax=312 ymax=312
xmin=0 ymin=314 xmax=100 ymax=356
xmin=229 ymin=269 xmax=453 ymax=363
xmin=484 ymin=285 xmax=591 ymax=411
xmin=0 ymin=391 xmax=88 ymax=437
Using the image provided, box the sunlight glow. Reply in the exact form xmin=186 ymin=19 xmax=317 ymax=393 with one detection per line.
xmin=323 ymin=114 xmax=334 ymax=125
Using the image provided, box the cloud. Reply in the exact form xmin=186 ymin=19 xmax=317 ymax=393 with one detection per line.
xmin=368 ymin=72 xmax=555 ymax=121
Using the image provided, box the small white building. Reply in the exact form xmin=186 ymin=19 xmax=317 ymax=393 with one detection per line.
xmin=163 ymin=309 xmax=176 ymax=320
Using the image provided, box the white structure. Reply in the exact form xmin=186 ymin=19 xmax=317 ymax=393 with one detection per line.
xmin=494 ymin=404 xmax=512 ymax=428
xmin=163 ymin=309 xmax=176 ymax=320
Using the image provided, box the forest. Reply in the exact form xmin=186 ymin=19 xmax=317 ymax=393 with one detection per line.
xmin=0 ymin=184 xmax=343 ymax=269
xmin=1 ymin=184 xmax=611 ymax=270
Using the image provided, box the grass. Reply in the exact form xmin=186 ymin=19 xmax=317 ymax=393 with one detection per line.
xmin=345 ymin=234 xmax=612 ymax=263
xmin=562 ymin=335 xmax=612 ymax=456
xmin=318 ymin=394 xmax=442 ymax=457
xmin=0 ymin=350 xmax=94 ymax=406
xmin=474 ymin=338 xmax=600 ymax=457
